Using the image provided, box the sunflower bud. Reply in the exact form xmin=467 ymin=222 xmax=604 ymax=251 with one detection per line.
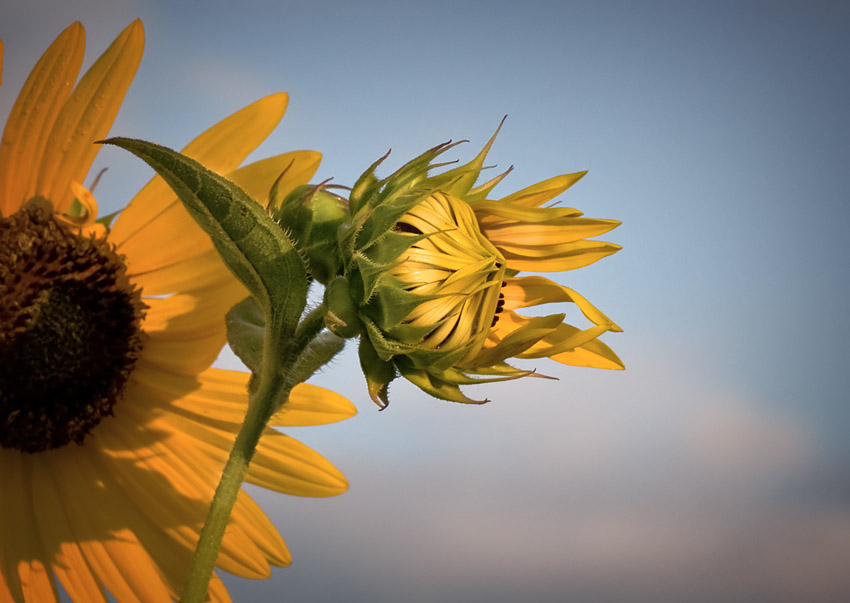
xmin=324 ymin=121 xmax=623 ymax=407
xmin=275 ymin=185 xmax=349 ymax=284
xmin=378 ymin=191 xmax=506 ymax=362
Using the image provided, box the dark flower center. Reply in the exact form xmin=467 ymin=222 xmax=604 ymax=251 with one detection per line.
xmin=0 ymin=203 xmax=145 ymax=453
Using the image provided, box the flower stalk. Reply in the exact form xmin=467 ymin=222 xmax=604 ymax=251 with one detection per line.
xmin=181 ymin=338 xmax=287 ymax=602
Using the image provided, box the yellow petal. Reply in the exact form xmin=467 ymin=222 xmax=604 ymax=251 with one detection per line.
xmin=0 ymin=22 xmax=84 ymax=216
xmin=473 ymin=201 xmax=587 ymax=223
xmin=0 ymin=452 xmax=59 ymax=603
xmin=98 ymin=410 xmax=274 ymax=579
xmin=473 ymin=312 xmax=563 ymax=367
xmin=230 ymin=493 xmax=290 ymax=567
xmin=127 ymin=247 xmax=241 ymax=296
xmin=140 ymin=324 xmax=226 ymax=375
xmin=48 ymin=449 xmax=179 ymax=602
xmin=501 ymin=276 xmax=622 ymax=331
xmin=132 ymin=363 xmax=355 ymax=427
xmin=82 ymin=439 xmax=200 ymax=599
xmin=206 ymin=574 xmax=233 ymax=603
xmin=478 ymin=214 xmax=620 ymax=246
xmin=485 ymin=310 xmax=623 ymax=369
xmin=522 ymin=323 xmax=611 ymax=358
xmin=549 ymin=333 xmax=625 ymax=370
xmin=141 ymin=282 xmax=246 ymax=372
xmin=273 ymin=382 xmax=357 ymax=426
xmin=127 ymin=362 xmax=244 ymax=424
xmin=141 ymin=293 xmax=202 ymax=333
xmin=109 ymin=92 xmax=289 ymax=249
xmin=141 ymin=285 xmax=236 ymax=340
xmin=496 ymin=172 xmax=587 ymax=207
xmin=37 ymin=20 xmax=144 ymax=214
xmin=124 ymin=365 xmax=350 ymax=498
xmin=117 ymin=199 xmax=225 ymax=288
xmin=501 ymin=239 xmax=622 ymax=272
xmin=0 ymin=564 xmax=14 ymax=603
xmin=154 ymin=407 xmax=349 ymax=497
xmin=31 ymin=458 xmax=107 ymax=603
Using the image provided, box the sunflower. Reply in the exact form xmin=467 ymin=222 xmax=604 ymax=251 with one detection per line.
xmin=313 ymin=125 xmax=623 ymax=405
xmin=0 ymin=21 xmax=355 ymax=602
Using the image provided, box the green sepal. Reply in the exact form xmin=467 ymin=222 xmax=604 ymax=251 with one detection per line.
xmin=353 ymin=232 xmax=435 ymax=306
xmin=380 ymin=140 xmax=463 ymax=200
xmin=348 ymin=141 xmax=469 ymax=253
xmin=323 ymin=277 xmax=363 ymax=338
xmin=353 ymin=191 xmax=428 ymax=253
xmin=438 ymin=118 xmax=504 ymax=198
xmin=405 ymin=342 xmax=471 ymax=373
xmin=362 ymin=230 xmax=426 ymax=265
xmin=463 ymin=361 xmax=553 ymax=379
xmin=361 ymin=317 xmax=417 ymax=361
xmin=358 ymin=337 xmax=396 ymax=408
xmin=395 ymin=358 xmax=487 ymax=405
xmin=465 ymin=166 xmax=514 ymax=204
xmin=363 ymin=282 xmax=437 ymax=332
xmin=383 ymin=322 xmax=435 ymax=345
xmin=67 ymin=197 xmax=85 ymax=218
xmin=349 ymin=150 xmax=389 ymax=216
xmin=95 ymin=210 xmax=120 ymax=230
xmin=351 ymin=253 xmax=393 ymax=304
xmin=439 ymin=365 xmax=539 ymax=385
xmin=104 ymin=137 xmax=309 ymax=346
xmin=225 ymin=297 xmax=266 ymax=374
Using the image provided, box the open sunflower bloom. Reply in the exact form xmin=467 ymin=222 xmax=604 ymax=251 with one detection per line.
xmin=0 ymin=21 xmax=355 ymax=602
xmin=307 ymin=123 xmax=623 ymax=405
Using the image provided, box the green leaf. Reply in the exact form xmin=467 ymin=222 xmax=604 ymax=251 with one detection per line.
xmin=225 ymin=297 xmax=266 ymax=374
xmin=103 ymin=138 xmax=308 ymax=345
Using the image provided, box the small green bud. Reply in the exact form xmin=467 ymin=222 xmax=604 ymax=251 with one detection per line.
xmin=276 ymin=185 xmax=349 ymax=284
xmin=323 ymin=276 xmax=362 ymax=338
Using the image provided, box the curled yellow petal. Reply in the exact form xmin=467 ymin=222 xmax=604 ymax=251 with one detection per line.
xmin=501 ymin=275 xmax=622 ymax=332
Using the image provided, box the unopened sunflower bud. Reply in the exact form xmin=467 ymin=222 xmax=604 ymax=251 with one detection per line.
xmin=332 ymin=121 xmax=624 ymax=406
xmin=275 ymin=185 xmax=349 ymax=284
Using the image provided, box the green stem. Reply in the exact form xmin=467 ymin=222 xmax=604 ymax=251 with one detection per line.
xmin=181 ymin=339 xmax=288 ymax=602
xmin=291 ymin=304 xmax=327 ymax=355
xmin=179 ymin=304 xmax=343 ymax=601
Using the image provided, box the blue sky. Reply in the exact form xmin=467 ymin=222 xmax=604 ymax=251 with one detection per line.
xmin=3 ymin=1 xmax=849 ymax=601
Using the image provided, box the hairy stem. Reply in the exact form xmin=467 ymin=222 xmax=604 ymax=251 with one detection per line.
xmin=181 ymin=332 xmax=288 ymax=602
